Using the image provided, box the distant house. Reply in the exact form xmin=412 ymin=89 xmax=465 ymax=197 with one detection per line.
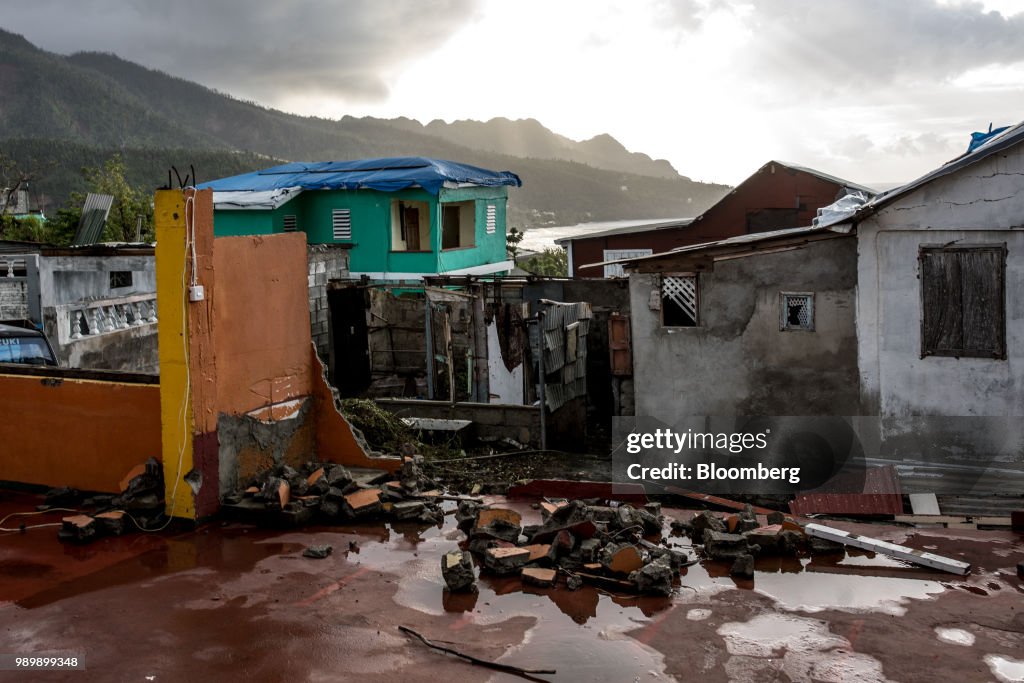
xmin=559 ymin=160 xmax=873 ymax=278
xmin=201 ymin=157 xmax=521 ymax=281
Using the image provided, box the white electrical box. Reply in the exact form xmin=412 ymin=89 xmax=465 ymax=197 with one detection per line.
xmin=188 ymin=285 xmax=206 ymax=302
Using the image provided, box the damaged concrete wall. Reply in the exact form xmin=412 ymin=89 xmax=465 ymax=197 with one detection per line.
xmin=0 ymin=366 xmax=161 ymax=492
xmin=0 ymin=277 xmax=28 ymax=320
xmin=629 ymin=237 xmax=859 ymax=424
xmin=855 ymin=144 xmax=1024 ymax=459
xmin=308 ymin=245 xmax=349 ymax=362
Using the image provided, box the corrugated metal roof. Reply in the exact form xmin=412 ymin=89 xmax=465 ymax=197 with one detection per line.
xmin=72 ymin=193 xmax=114 ymax=246
xmin=788 ymin=465 xmax=904 ymax=516
xmin=770 ymin=160 xmax=877 ymax=196
xmin=553 ymin=218 xmax=694 ymax=245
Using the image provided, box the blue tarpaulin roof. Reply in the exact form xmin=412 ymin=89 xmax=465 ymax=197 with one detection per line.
xmin=198 ymin=156 xmax=522 ymax=196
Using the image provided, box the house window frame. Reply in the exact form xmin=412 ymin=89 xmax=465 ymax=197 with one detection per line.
xmin=390 ymin=199 xmax=432 ymax=253
xmin=660 ymin=272 xmax=700 ymax=328
xmin=919 ymin=243 xmax=1007 ymax=360
xmin=109 ymin=271 xmax=133 ymax=290
xmin=441 ymin=201 xmax=476 ymax=251
xmin=779 ymin=291 xmax=815 ymax=332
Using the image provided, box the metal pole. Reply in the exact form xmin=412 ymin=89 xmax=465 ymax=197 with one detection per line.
xmin=537 ymin=310 xmax=547 ymax=451
xmin=424 ymin=297 xmax=435 ymax=399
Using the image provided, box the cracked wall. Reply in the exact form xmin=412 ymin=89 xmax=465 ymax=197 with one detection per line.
xmin=856 ymin=144 xmax=1024 ymax=459
xmin=629 ymin=237 xmax=859 ymax=424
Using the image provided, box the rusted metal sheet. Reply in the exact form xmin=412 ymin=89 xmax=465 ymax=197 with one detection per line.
xmin=662 ymin=487 xmax=778 ymax=515
xmin=608 ymin=313 xmax=632 ymax=376
xmin=789 ymin=465 xmax=903 ymax=516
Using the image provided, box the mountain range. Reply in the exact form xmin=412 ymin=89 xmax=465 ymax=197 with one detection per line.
xmin=0 ymin=28 xmax=730 ymax=229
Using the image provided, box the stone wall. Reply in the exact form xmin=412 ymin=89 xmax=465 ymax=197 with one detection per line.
xmin=0 ymin=278 xmax=28 ymax=321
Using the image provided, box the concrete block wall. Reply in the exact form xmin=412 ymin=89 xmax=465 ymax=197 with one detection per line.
xmin=308 ymin=246 xmax=350 ymax=361
xmin=375 ymin=398 xmax=543 ymax=447
xmin=0 ymin=279 xmax=28 ymax=320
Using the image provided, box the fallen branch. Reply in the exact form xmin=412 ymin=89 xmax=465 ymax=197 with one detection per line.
xmin=398 ymin=625 xmax=555 ymax=679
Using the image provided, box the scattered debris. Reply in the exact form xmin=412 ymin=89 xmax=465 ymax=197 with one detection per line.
xmin=302 ymin=544 xmax=333 ymax=559
xmin=804 ymin=522 xmax=971 ymax=575
xmin=442 ymin=550 xmax=477 ymax=592
xmin=398 ymin=625 xmax=556 ymax=677
xmin=57 ymin=458 xmax=166 ymax=544
xmin=730 ymin=553 xmax=755 ymax=579
xmin=521 ymin=567 xmax=557 ymax=588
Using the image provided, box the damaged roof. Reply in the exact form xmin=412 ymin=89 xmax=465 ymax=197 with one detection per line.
xmin=582 ymin=223 xmax=851 ymax=271
xmin=199 ymin=156 xmax=522 ymax=207
xmin=837 ymin=119 xmax=1024 ymax=224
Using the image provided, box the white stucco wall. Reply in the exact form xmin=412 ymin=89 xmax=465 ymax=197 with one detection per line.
xmin=856 ymin=144 xmax=1024 ymax=419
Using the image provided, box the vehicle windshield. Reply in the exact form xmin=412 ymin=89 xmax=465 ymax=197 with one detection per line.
xmin=0 ymin=336 xmax=57 ymax=365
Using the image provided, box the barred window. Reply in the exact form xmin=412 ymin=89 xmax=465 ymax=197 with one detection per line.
xmin=661 ymin=274 xmax=698 ymax=327
xmin=780 ymin=292 xmax=814 ymax=331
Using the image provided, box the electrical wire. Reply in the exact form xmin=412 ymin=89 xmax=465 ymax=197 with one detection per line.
xmin=0 ymin=508 xmax=80 ymax=532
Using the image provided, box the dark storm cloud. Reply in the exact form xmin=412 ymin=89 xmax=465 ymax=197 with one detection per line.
xmin=3 ymin=0 xmax=481 ymax=103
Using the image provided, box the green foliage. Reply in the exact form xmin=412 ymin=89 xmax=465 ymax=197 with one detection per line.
xmin=521 ymin=247 xmax=569 ymax=277
xmin=506 ymin=226 xmax=525 ymax=259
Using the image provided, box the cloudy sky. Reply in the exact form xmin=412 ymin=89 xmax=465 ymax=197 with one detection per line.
xmin=6 ymin=0 xmax=1024 ymax=185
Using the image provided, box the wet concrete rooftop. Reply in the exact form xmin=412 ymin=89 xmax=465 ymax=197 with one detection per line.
xmin=1 ymin=490 xmax=1023 ymax=682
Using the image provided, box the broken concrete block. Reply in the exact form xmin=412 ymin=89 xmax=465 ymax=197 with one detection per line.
xmin=399 ymin=455 xmax=426 ymax=493
xmin=779 ymin=530 xmax=805 ymax=554
xmin=585 ymin=505 xmax=618 ymax=524
xmin=119 ymin=464 xmax=147 ymax=493
xmin=600 ymin=543 xmax=644 ymax=574
xmin=94 ymin=510 xmax=128 ymax=536
xmin=691 ymin=511 xmax=726 ymax=537
xmin=550 ymin=530 xmax=575 ymax=557
xmin=744 ymin=525 xmax=783 ymax=554
xmin=303 ymin=544 xmax=333 ymax=559
xmin=540 ymin=500 xmax=568 ymax=518
xmin=521 ymin=567 xmax=557 ymax=588
xmin=645 ymin=545 xmax=690 ymax=571
xmin=630 ymin=558 xmax=675 ymax=596
xmin=472 ymin=516 xmax=522 ymax=544
xmin=306 ymin=467 xmax=325 ymax=486
xmin=319 ymin=499 xmax=340 ymax=518
xmin=521 ymin=544 xmax=552 ymax=563
xmin=643 ymin=502 xmax=662 ymax=517
xmin=477 ymin=508 xmax=522 ymax=528
xmin=483 ymin=546 xmax=531 ymax=575
xmin=59 ymin=515 xmax=97 ymax=543
xmin=766 ymin=511 xmax=786 ymax=525
xmin=326 ymin=465 xmax=353 ymax=488
xmin=566 ymin=574 xmax=583 ymax=591
xmin=442 ymin=550 xmax=477 ymax=592
xmin=730 ymin=553 xmax=755 ymax=579
xmin=455 ymin=500 xmax=481 ymax=534
xmin=391 ymin=500 xmax=427 ymax=520
xmin=702 ymin=531 xmax=750 ymax=560
xmin=579 ymin=538 xmax=602 ymax=563
xmin=342 ymin=488 xmax=382 ymax=518
xmin=417 ymin=505 xmax=445 ymax=525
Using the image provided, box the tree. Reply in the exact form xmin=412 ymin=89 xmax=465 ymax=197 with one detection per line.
xmin=506 ymin=226 xmax=525 ymax=259
xmin=521 ymin=247 xmax=568 ymax=277
xmin=83 ymin=155 xmax=153 ymax=243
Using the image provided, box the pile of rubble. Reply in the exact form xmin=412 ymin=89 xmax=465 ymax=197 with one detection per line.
xmin=443 ymin=499 xmax=695 ymax=596
xmin=222 ymin=454 xmax=447 ymax=527
xmin=57 ymin=457 xmax=166 ymax=543
xmin=674 ymin=507 xmax=844 ymax=578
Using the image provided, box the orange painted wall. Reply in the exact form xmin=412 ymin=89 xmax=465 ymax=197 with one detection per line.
xmin=211 ymin=233 xmax=314 ymax=419
xmin=0 ymin=373 xmax=161 ymax=493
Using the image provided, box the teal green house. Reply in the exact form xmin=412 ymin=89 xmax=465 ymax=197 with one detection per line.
xmin=199 ymin=157 xmax=521 ymax=280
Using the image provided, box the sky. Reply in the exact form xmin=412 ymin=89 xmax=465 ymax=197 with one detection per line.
xmin=5 ymin=0 xmax=1024 ymax=186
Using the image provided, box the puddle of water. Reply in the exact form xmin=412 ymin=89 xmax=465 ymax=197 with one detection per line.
xmin=935 ymin=627 xmax=975 ymax=646
xmin=986 ymin=654 xmax=1024 ymax=682
xmin=686 ymin=609 xmax=712 ymax=621
xmin=718 ymin=613 xmax=889 ymax=682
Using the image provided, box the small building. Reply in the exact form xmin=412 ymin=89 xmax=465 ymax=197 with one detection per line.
xmin=834 ymin=120 xmax=1024 ymax=459
xmin=201 ymin=157 xmax=521 ymax=281
xmin=615 ymin=225 xmax=859 ymax=425
xmin=559 ymin=161 xmax=873 ymax=278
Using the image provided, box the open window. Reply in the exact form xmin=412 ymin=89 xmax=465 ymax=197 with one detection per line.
xmin=391 ymin=200 xmax=430 ymax=252
xmin=441 ymin=201 xmax=475 ymax=250
xmin=661 ymin=274 xmax=698 ymax=327
xmin=920 ymin=245 xmax=1006 ymax=359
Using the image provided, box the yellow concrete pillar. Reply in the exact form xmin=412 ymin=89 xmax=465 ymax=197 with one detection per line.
xmin=155 ymin=190 xmax=196 ymax=519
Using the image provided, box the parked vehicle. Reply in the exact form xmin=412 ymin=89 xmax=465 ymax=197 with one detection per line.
xmin=0 ymin=323 xmax=58 ymax=366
